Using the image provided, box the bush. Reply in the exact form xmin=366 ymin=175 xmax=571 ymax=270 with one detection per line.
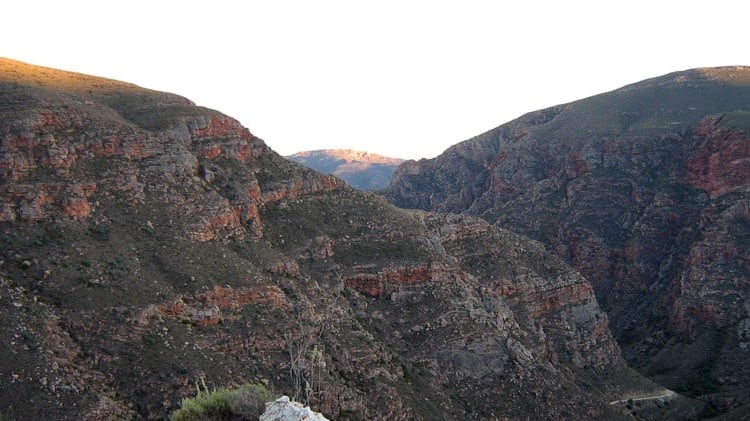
xmin=170 ymin=383 xmax=274 ymax=421
xmin=226 ymin=384 xmax=276 ymax=419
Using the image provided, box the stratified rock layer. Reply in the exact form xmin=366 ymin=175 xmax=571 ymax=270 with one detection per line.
xmin=384 ymin=66 xmax=750 ymax=417
xmin=0 ymin=58 xmax=657 ymax=420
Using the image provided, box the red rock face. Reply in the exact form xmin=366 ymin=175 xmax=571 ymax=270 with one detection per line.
xmin=521 ymin=281 xmax=595 ymax=318
xmin=666 ymin=200 xmax=750 ymax=337
xmin=188 ymin=115 xmax=264 ymax=162
xmin=0 ymin=105 xmax=156 ymax=221
xmin=417 ymin=212 xmax=622 ymax=369
xmin=0 ymin=182 xmax=98 ymax=221
xmin=1 ymin=109 xmax=157 ymax=182
xmin=261 ymin=176 xmax=343 ymax=203
xmin=559 ymin=228 xmax=614 ymax=289
xmin=344 ymin=264 xmax=461 ymax=298
xmin=187 ymin=206 xmax=243 ymax=242
xmin=154 ymin=285 xmax=289 ymax=327
xmin=687 ymin=116 xmax=750 ymax=199
xmin=191 ymin=115 xmax=251 ymax=140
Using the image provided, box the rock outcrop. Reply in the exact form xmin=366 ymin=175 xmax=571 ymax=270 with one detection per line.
xmin=260 ymin=396 xmax=329 ymax=421
xmin=384 ymin=66 xmax=750 ymax=417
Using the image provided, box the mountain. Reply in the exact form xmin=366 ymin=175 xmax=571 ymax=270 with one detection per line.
xmin=384 ymin=66 xmax=750 ymax=417
xmin=287 ymin=149 xmax=405 ymax=190
xmin=0 ymin=58 xmax=680 ymax=420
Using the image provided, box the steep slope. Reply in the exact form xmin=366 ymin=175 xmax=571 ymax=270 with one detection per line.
xmin=287 ymin=149 xmax=405 ymax=190
xmin=384 ymin=66 xmax=750 ymax=417
xmin=0 ymin=58 xmax=667 ymax=420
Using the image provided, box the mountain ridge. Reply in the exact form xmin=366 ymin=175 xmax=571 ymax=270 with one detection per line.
xmin=287 ymin=149 xmax=405 ymax=190
xmin=384 ymin=65 xmax=750 ymax=418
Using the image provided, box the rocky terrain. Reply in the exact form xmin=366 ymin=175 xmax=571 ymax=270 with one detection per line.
xmin=384 ymin=66 xmax=750 ymax=418
xmin=0 ymin=58 xmax=679 ymax=419
xmin=287 ymin=149 xmax=404 ymax=190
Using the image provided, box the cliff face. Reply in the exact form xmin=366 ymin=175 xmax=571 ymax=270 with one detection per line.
xmin=287 ymin=149 xmax=404 ymax=190
xmin=384 ymin=67 xmax=750 ymax=416
xmin=0 ymin=58 xmax=663 ymax=420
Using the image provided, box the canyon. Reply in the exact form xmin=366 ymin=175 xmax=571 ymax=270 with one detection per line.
xmin=0 ymin=58 xmax=672 ymax=420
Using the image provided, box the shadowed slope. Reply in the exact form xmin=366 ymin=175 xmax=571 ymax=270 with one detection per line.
xmin=384 ymin=66 xmax=750 ymax=418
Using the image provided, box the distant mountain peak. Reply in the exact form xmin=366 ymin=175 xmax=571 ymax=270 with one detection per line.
xmin=288 ymin=148 xmax=405 ymax=164
xmin=287 ymin=149 xmax=405 ymax=190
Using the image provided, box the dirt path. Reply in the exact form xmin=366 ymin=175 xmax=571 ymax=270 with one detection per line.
xmin=609 ymin=390 xmax=677 ymax=406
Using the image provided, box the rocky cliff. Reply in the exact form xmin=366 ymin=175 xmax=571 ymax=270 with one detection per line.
xmin=384 ymin=66 xmax=750 ymax=417
xmin=287 ymin=149 xmax=404 ymax=190
xmin=0 ymin=58 xmax=673 ymax=420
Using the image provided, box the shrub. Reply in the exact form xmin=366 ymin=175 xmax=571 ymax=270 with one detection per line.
xmin=225 ymin=384 xmax=275 ymax=419
xmin=170 ymin=382 xmax=274 ymax=421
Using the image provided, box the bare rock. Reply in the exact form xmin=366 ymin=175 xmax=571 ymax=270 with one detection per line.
xmin=259 ymin=396 xmax=329 ymax=421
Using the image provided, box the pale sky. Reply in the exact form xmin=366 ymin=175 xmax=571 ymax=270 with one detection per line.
xmin=3 ymin=1 xmax=747 ymax=159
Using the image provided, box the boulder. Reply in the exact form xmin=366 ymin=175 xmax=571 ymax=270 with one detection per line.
xmin=259 ymin=396 xmax=329 ymax=421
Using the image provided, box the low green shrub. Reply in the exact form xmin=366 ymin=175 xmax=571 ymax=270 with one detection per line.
xmin=170 ymin=382 xmax=274 ymax=421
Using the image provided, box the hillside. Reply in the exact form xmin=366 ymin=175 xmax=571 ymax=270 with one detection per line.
xmin=287 ymin=149 xmax=404 ymax=190
xmin=0 ymin=58 xmax=678 ymax=419
xmin=384 ymin=66 xmax=750 ymax=418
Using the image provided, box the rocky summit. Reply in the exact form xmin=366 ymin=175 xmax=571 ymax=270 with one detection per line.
xmin=384 ymin=66 xmax=750 ymax=418
xmin=287 ymin=149 xmax=405 ymax=191
xmin=0 ymin=58 xmax=679 ymax=420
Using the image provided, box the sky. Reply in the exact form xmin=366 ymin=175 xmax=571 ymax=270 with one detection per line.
xmin=3 ymin=0 xmax=747 ymax=160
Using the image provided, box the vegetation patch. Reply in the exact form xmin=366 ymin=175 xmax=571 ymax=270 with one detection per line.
xmin=170 ymin=382 xmax=274 ymax=421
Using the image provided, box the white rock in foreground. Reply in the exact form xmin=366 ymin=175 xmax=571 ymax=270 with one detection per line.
xmin=259 ymin=396 xmax=329 ymax=421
